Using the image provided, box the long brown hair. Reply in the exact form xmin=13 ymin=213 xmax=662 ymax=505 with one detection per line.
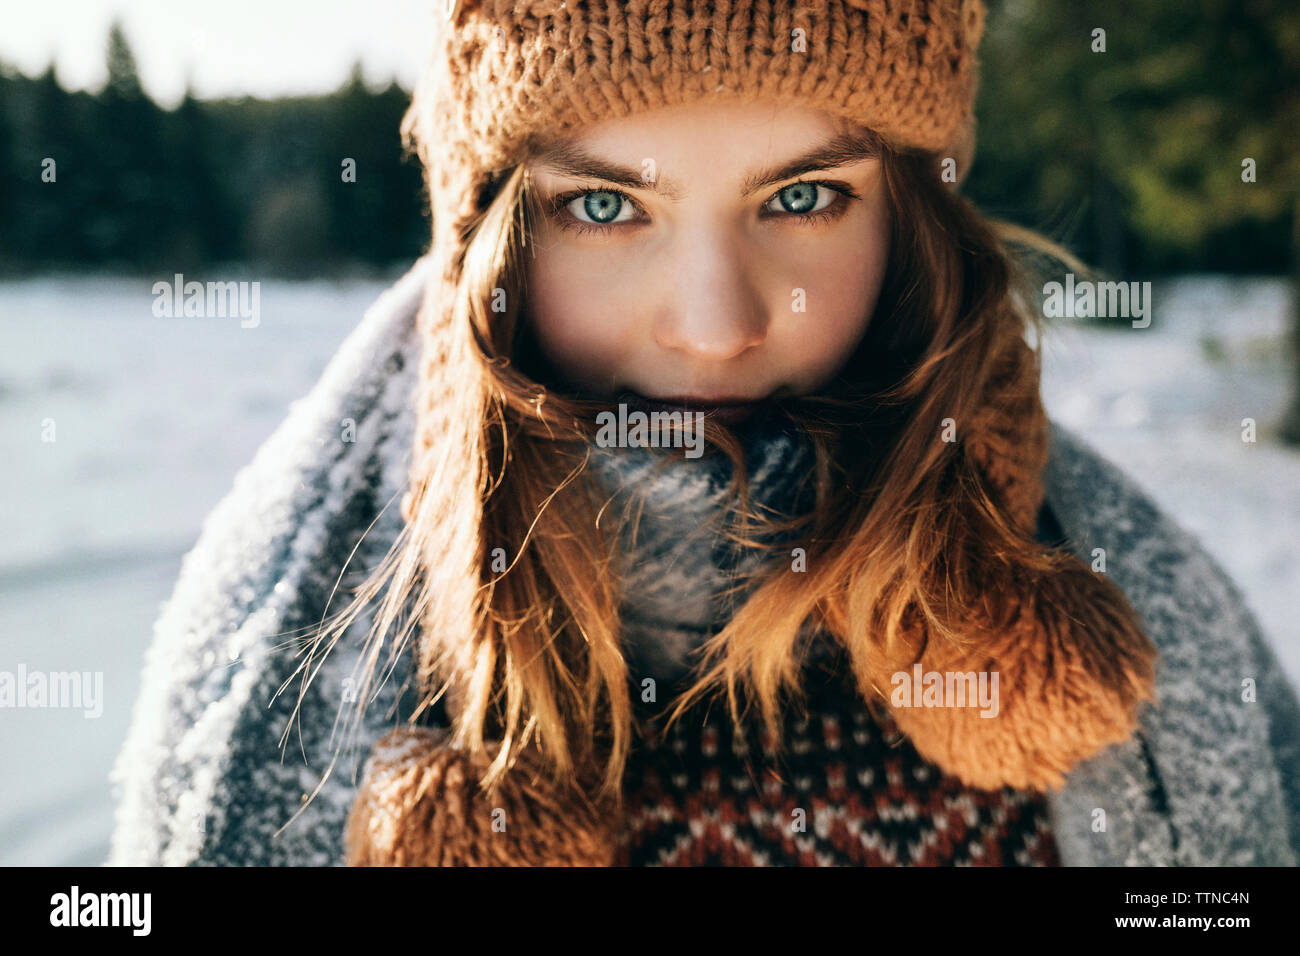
xmin=285 ymin=101 xmax=1121 ymax=820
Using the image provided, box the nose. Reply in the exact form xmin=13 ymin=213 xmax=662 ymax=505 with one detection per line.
xmin=652 ymin=238 xmax=769 ymax=361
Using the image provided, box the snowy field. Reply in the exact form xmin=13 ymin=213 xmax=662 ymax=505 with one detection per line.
xmin=0 ymin=271 xmax=1296 ymax=866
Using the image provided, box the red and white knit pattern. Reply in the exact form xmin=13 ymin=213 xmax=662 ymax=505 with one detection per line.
xmin=613 ymin=639 xmax=1061 ymax=867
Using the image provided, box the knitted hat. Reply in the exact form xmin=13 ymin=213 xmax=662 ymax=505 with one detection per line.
xmin=409 ymin=0 xmax=987 ymax=296
xmin=346 ymin=0 xmax=1159 ymax=866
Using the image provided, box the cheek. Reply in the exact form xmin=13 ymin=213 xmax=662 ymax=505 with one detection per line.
xmin=523 ymin=250 xmax=637 ymax=389
xmin=776 ymin=210 xmax=890 ymax=384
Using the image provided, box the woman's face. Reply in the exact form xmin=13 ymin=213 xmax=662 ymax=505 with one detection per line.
xmin=522 ymin=99 xmax=891 ymax=420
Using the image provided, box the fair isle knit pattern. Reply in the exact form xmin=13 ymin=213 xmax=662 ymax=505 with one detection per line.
xmin=616 ymin=633 xmax=1062 ymax=866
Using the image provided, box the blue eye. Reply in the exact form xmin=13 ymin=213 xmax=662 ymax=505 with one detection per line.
xmin=548 ymin=179 xmax=853 ymax=236
xmin=764 ymin=182 xmax=836 ymax=216
xmin=567 ymin=190 xmax=638 ymax=225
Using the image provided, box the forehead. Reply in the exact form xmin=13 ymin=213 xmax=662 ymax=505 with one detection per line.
xmin=533 ymin=99 xmax=857 ymax=156
xmin=527 ymin=102 xmax=880 ymax=196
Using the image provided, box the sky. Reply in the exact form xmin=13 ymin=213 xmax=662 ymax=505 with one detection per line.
xmin=1 ymin=0 xmax=436 ymax=106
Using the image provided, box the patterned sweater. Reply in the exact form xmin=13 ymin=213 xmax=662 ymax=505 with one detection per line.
xmin=616 ymin=636 xmax=1062 ymax=866
xmin=106 ymin=256 xmax=1300 ymax=866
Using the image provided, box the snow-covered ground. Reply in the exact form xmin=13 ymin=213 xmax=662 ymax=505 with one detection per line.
xmin=1038 ymin=275 xmax=1299 ymax=685
xmin=0 ymin=273 xmax=395 ymax=866
xmin=0 ymin=271 xmax=1296 ymax=866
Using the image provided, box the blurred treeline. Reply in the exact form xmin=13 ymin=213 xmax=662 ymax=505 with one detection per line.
xmin=0 ymin=3 xmax=1296 ymax=279
xmin=970 ymin=0 xmax=1298 ymax=281
xmin=0 ymin=24 xmax=426 ymax=277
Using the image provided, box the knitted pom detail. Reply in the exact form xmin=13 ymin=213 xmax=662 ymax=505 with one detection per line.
xmin=345 ymin=726 xmax=617 ymax=866
xmin=860 ymin=567 xmax=1159 ymax=792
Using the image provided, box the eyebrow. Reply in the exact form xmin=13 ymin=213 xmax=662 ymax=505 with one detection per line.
xmin=531 ymin=129 xmax=881 ymax=201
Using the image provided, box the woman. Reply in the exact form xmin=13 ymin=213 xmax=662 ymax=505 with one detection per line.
xmin=107 ymin=0 xmax=1300 ymax=866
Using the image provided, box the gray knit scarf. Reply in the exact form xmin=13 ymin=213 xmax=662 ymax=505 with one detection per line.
xmin=583 ymin=412 xmax=818 ymax=687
